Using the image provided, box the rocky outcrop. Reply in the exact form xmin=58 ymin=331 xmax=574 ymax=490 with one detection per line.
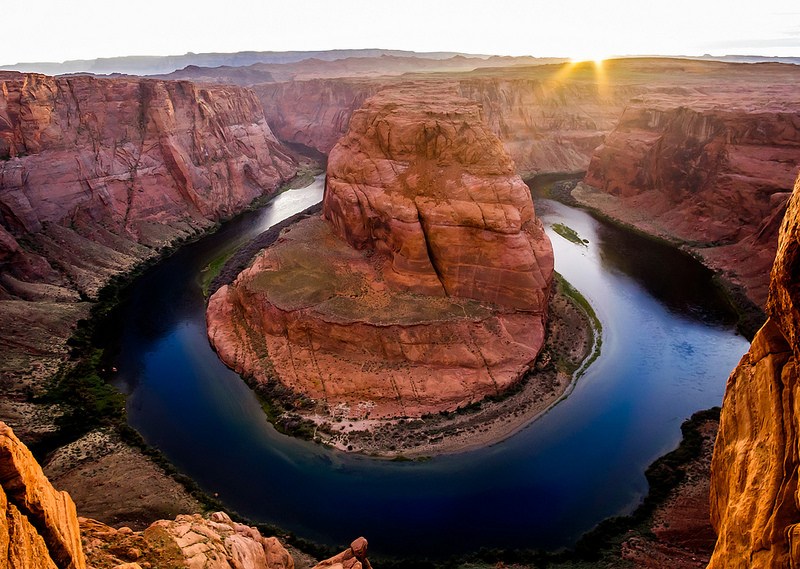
xmin=208 ymin=85 xmax=554 ymax=420
xmin=0 ymin=421 xmax=86 ymax=569
xmin=0 ymin=71 xmax=296 ymax=429
xmin=323 ymin=84 xmax=553 ymax=309
xmin=0 ymin=419 xmax=367 ymax=569
xmin=82 ymin=511 xmax=295 ymax=569
xmin=708 ymin=173 xmax=800 ymax=567
xmin=579 ymin=94 xmax=800 ymax=306
xmin=312 ymin=537 xmax=371 ymax=569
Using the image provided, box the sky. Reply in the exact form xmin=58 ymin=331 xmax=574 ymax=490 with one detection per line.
xmin=4 ymin=0 xmax=800 ymax=64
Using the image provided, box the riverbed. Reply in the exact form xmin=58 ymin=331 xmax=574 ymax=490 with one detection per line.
xmin=110 ymin=176 xmax=748 ymax=557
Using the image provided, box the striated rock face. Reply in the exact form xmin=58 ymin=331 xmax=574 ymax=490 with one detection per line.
xmin=708 ymin=173 xmax=800 ymax=567
xmin=0 ymin=71 xmax=296 ymax=426
xmin=580 ymin=95 xmax=800 ymax=306
xmin=208 ymin=86 xmax=553 ymax=420
xmin=0 ymin=71 xmax=295 ymax=295
xmin=0 ymin=421 xmax=86 ymax=569
xmin=256 ymin=70 xmax=636 ymax=177
xmin=323 ymin=84 xmax=553 ymax=309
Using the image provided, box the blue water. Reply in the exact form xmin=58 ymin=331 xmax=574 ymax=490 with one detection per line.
xmin=110 ymin=180 xmax=748 ymax=557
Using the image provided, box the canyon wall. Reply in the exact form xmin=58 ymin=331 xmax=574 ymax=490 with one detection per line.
xmin=578 ymin=95 xmax=800 ymax=306
xmin=708 ymin=173 xmax=800 ymax=567
xmin=0 ymin=422 xmax=86 ymax=569
xmin=0 ymin=72 xmax=296 ymax=422
xmin=255 ymin=67 xmax=641 ymax=176
xmin=208 ymin=85 xmax=554 ymax=420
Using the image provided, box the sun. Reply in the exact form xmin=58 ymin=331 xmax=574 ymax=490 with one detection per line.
xmin=570 ymin=54 xmax=609 ymax=65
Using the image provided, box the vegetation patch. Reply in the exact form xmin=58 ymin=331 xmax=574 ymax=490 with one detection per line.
xmin=552 ymin=223 xmax=589 ymax=246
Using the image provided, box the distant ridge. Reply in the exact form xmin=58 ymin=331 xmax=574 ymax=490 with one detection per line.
xmin=0 ymin=48 xmax=494 ymax=76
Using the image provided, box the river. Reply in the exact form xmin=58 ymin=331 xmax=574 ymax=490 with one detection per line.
xmin=110 ymin=176 xmax=748 ymax=558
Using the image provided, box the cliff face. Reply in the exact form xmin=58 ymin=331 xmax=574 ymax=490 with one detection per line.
xmin=323 ymin=84 xmax=553 ymax=309
xmin=708 ymin=173 xmax=800 ymax=567
xmin=0 ymin=421 xmax=86 ymax=569
xmin=579 ymin=96 xmax=800 ymax=306
xmin=256 ymin=70 xmax=639 ymax=176
xmin=207 ymin=86 xmax=553 ymax=421
xmin=0 ymin=72 xmax=296 ymax=417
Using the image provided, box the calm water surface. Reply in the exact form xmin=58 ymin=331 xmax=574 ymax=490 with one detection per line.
xmin=111 ymin=179 xmax=748 ymax=557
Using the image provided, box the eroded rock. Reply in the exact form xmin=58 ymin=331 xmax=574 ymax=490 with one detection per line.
xmin=0 ymin=421 xmax=86 ymax=569
xmin=708 ymin=173 xmax=800 ymax=567
xmin=208 ymin=85 xmax=554 ymax=420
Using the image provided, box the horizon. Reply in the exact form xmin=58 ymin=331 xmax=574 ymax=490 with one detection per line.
xmin=4 ymin=0 xmax=799 ymax=67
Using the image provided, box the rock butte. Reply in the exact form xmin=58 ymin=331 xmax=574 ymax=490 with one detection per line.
xmin=207 ymin=85 xmax=554 ymax=419
xmin=0 ymin=419 xmax=371 ymax=569
xmin=708 ymin=172 xmax=800 ymax=567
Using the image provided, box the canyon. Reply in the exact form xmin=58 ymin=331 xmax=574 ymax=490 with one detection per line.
xmin=0 ymin=51 xmax=799 ymax=567
xmin=252 ymin=58 xmax=800 ymax=307
xmin=207 ymin=85 xmax=554 ymax=421
xmin=577 ymin=90 xmax=800 ymax=307
xmin=0 ymin=71 xmax=296 ymax=441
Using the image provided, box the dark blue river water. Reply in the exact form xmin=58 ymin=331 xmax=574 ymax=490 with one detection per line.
xmin=111 ymin=178 xmax=748 ymax=558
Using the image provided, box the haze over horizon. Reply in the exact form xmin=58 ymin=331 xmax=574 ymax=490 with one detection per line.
xmin=4 ymin=0 xmax=799 ymax=67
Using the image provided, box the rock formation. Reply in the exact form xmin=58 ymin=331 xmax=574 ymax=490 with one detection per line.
xmin=208 ymin=85 xmax=554 ymax=420
xmin=0 ymin=419 xmax=369 ymax=569
xmin=708 ymin=172 xmax=800 ymax=567
xmin=256 ymin=68 xmax=636 ymax=177
xmin=312 ymin=537 xmax=372 ymax=569
xmin=578 ymin=94 xmax=800 ymax=306
xmin=0 ymin=71 xmax=296 ymax=437
xmin=0 ymin=421 xmax=86 ymax=569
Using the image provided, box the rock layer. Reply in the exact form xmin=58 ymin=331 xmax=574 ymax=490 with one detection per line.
xmin=0 ymin=71 xmax=296 ymax=430
xmin=323 ymin=84 xmax=553 ymax=309
xmin=208 ymin=86 xmax=553 ymax=419
xmin=579 ymin=94 xmax=800 ymax=306
xmin=708 ymin=173 xmax=800 ymax=567
xmin=0 ymin=421 xmax=86 ymax=569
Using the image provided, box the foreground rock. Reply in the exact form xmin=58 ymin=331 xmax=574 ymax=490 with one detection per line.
xmin=577 ymin=92 xmax=800 ymax=307
xmin=0 ymin=71 xmax=296 ymax=440
xmin=0 ymin=419 xmax=369 ymax=569
xmin=0 ymin=421 xmax=86 ymax=568
xmin=208 ymin=85 xmax=554 ymax=422
xmin=708 ymin=173 xmax=800 ymax=567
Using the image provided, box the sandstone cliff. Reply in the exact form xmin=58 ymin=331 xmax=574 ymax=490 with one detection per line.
xmin=0 ymin=421 xmax=86 ymax=569
xmin=708 ymin=172 xmax=800 ymax=567
xmin=0 ymin=71 xmax=296 ymax=433
xmin=579 ymin=94 xmax=800 ymax=306
xmin=255 ymin=69 xmax=637 ymax=177
xmin=208 ymin=85 xmax=554 ymax=421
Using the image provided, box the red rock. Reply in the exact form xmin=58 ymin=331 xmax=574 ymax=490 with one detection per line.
xmin=207 ymin=86 xmax=553 ymax=420
xmin=312 ymin=536 xmax=371 ymax=569
xmin=0 ymin=421 xmax=86 ymax=569
xmin=0 ymin=70 xmax=296 ymax=401
xmin=580 ymin=95 xmax=800 ymax=306
xmin=708 ymin=173 xmax=800 ymax=567
xmin=324 ymin=84 xmax=553 ymax=310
